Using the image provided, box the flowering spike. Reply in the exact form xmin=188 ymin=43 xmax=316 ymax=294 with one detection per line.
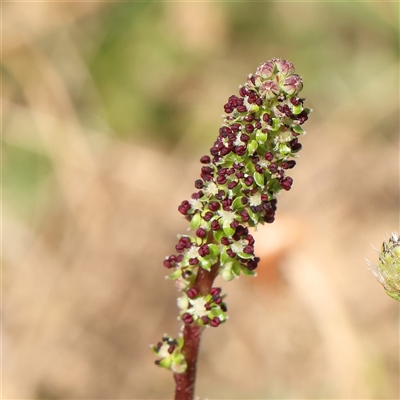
xmin=154 ymin=59 xmax=311 ymax=386
xmin=369 ymin=232 xmax=400 ymax=301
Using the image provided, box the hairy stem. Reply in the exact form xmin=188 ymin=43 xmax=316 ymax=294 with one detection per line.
xmin=174 ymin=262 xmax=219 ymax=400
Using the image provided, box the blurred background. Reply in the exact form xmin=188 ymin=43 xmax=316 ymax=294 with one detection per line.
xmin=2 ymin=1 xmax=399 ymax=399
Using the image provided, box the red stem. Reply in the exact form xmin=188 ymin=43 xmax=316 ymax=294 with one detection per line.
xmin=173 ymin=262 xmax=219 ymax=400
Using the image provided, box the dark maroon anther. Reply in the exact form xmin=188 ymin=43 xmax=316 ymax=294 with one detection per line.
xmin=196 ymin=227 xmax=207 ymax=238
xmin=241 ymin=197 xmax=248 ymax=205
xmin=217 ymin=175 xmax=227 ymax=185
xmin=228 ymin=181 xmax=238 ymax=190
xmin=255 ymin=97 xmax=262 ymax=106
xmin=187 ymin=288 xmax=199 ymax=299
xmin=209 ymin=201 xmax=220 ymax=211
xmin=219 ymin=126 xmax=232 ymax=136
xmin=244 ymin=114 xmax=255 ymax=122
xmin=198 ymin=244 xmax=210 ymax=257
xmin=240 ymin=133 xmax=250 ymax=142
xmin=214 ymin=297 xmax=222 ymax=304
xmin=243 ymin=245 xmax=254 ymax=254
xmin=255 ymin=165 xmax=264 ymax=174
xmin=239 ymin=87 xmax=248 ymax=97
xmin=234 ymin=225 xmax=247 ymax=236
xmin=168 ymin=344 xmax=176 ymax=354
xmin=224 ymin=104 xmax=233 ymax=114
xmin=175 ymin=243 xmax=185 ymax=253
xmin=268 ymin=163 xmax=278 ymax=173
xmin=177 ymin=254 xmax=184 ymax=262
xmin=282 ymin=104 xmax=292 ymax=117
xmin=210 ymin=146 xmax=219 ymax=156
xmin=210 ymin=287 xmax=221 ymax=296
xmin=215 ymin=190 xmax=225 ymax=200
xmin=280 ymin=176 xmax=293 ymax=191
xmin=296 ymin=110 xmax=308 ymax=124
xmin=201 ymin=316 xmax=210 ymax=325
xmin=251 ymin=156 xmax=260 ymax=164
xmin=247 ymin=257 xmax=260 ymax=270
xmin=230 ymin=220 xmax=239 ymax=229
xmin=245 ymin=124 xmax=254 ymax=133
xmin=221 ymin=303 xmax=227 ymax=312
xmin=237 ymin=105 xmax=247 ymax=112
xmin=211 ymin=220 xmax=220 ymax=231
xmin=291 ymin=142 xmax=302 ymax=152
xmin=261 ymin=194 xmax=268 ymax=202
xmin=220 ymin=147 xmax=230 ymax=156
xmin=210 ymin=317 xmax=220 ymax=327
xmin=201 ymin=166 xmax=213 ymax=175
xmin=262 ymin=113 xmax=271 ymax=123
xmin=189 ymin=258 xmax=199 ymax=265
xmin=264 ymin=152 xmax=274 ymax=161
xmin=290 ymin=97 xmax=301 ymax=106
xmin=231 ymin=123 xmax=241 ymax=132
xmin=235 ymin=146 xmax=246 ymax=156
xmin=281 ymin=160 xmax=296 ymax=169
xmin=163 ymin=260 xmax=173 ymax=268
xmin=246 ymin=234 xmax=255 ymax=245
xmin=204 ymin=302 xmax=211 ymax=311
xmin=244 ymin=176 xmax=254 ymax=186
xmin=236 ymin=171 xmax=244 ymax=179
xmin=240 ymin=210 xmax=249 ymax=222
xmin=233 ymin=162 xmax=243 ymax=170
xmin=221 ymin=237 xmax=230 ymax=245
xmin=155 ymin=360 xmax=161 ymax=366
xmin=191 ymin=191 xmax=203 ymax=199
xmin=200 ymin=155 xmax=211 ymax=164
xmin=178 ymin=200 xmax=190 ymax=215
xmin=226 ymin=249 xmax=236 ymax=258
xmin=203 ymin=211 xmax=213 ymax=221
xmin=217 ymin=168 xmax=227 ymax=176
xmin=182 ymin=313 xmax=194 ymax=325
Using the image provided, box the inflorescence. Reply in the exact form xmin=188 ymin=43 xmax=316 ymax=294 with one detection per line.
xmin=369 ymin=232 xmax=400 ymax=302
xmin=153 ymin=58 xmax=311 ymax=372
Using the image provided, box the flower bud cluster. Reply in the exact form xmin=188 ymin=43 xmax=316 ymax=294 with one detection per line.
xmin=152 ymin=335 xmax=187 ymax=373
xmin=154 ymin=58 xmax=310 ymax=372
xmin=369 ymin=232 xmax=400 ymax=301
xmin=178 ymin=287 xmax=228 ymax=327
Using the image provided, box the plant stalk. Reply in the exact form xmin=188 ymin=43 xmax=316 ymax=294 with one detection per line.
xmin=173 ymin=262 xmax=219 ymax=400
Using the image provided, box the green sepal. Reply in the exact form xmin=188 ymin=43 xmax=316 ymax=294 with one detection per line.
xmin=241 ymin=265 xmax=256 ymax=276
xmin=189 ymin=212 xmax=202 ymax=230
xmin=291 ymin=104 xmax=303 ymax=115
xmin=256 ymin=131 xmax=268 ymax=144
xmin=232 ymin=196 xmax=246 ymax=210
xmin=232 ymin=260 xmax=241 ymax=276
xmin=292 ymin=124 xmax=304 ymax=135
xmin=168 ymin=269 xmax=182 ymax=280
xmin=213 ymin=229 xmax=225 ymax=243
xmin=245 ymin=161 xmax=255 ymax=175
xmin=247 ymin=207 xmax=259 ymax=224
xmin=248 ymin=103 xmax=260 ymax=113
xmin=222 ymin=219 xmax=235 ymax=236
xmin=159 ymin=358 xmax=172 ymax=369
xmin=254 ymin=171 xmax=265 ymax=187
xmin=199 ymin=257 xmax=212 ymax=271
xmin=270 ymin=118 xmax=281 ymax=131
xmin=269 ymin=178 xmax=282 ymax=193
xmin=220 ymin=249 xmax=232 ymax=264
xmin=238 ymin=251 xmax=254 ymax=260
xmin=386 ymin=291 xmax=400 ymax=302
xmin=247 ymin=140 xmax=258 ymax=155
xmin=208 ymin=243 xmax=220 ymax=257
xmin=279 ymin=143 xmax=292 ymax=156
